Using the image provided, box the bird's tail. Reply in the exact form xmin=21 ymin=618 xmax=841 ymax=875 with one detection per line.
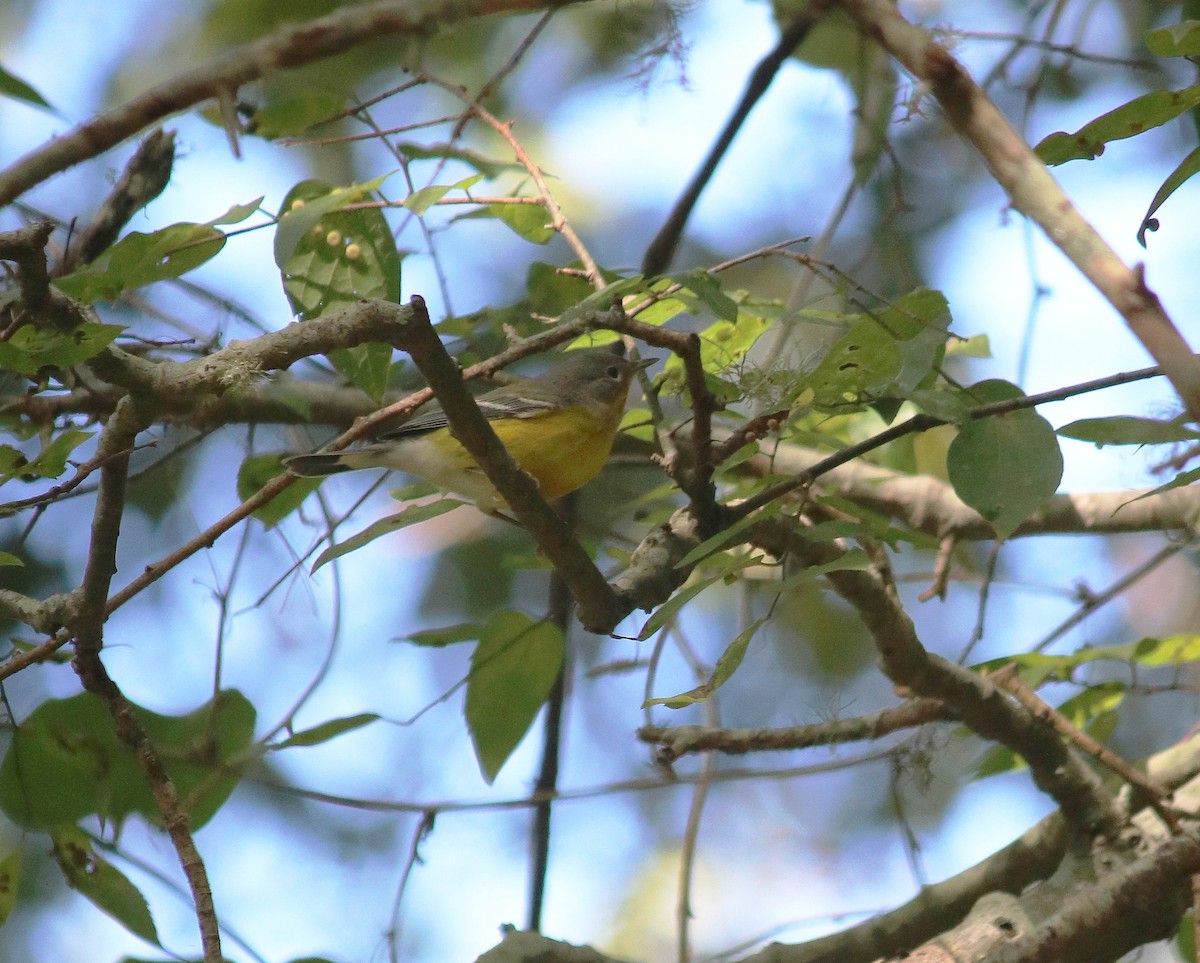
xmin=284 ymin=453 xmax=356 ymax=477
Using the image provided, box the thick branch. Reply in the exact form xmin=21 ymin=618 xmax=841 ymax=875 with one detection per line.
xmin=67 ymin=396 xmax=223 ymax=962
xmin=0 ymin=0 xmax=587 ymax=208
xmin=764 ymin=444 xmax=1200 ymax=539
xmin=777 ymin=528 xmax=1123 ymax=839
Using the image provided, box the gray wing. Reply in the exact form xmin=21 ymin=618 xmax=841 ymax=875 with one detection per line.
xmin=379 ymin=392 xmax=557 ymax=439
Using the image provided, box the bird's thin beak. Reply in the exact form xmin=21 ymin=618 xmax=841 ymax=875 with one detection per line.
xmin=632 ymin=357 xmax=655 ymax=373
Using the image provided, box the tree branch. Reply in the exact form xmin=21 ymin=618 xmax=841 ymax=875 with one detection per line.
xmin=837 ymin=0 xmax=1200 ymax=423
xmin=395 ymin=296 xmax=622 ymax=633
xmin=639 ymin=698 xmax=953 ymax=764
xmin=67 ymin=395 xmax=223 ymax=962
xmin=0 ymin=0 xmax=593 ymax=209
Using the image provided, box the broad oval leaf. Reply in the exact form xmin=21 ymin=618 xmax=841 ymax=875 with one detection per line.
xmin=947 ymin=380 xmax=1063 ymax=539
xmin=465 ymin=611 xmax=564 ymax=783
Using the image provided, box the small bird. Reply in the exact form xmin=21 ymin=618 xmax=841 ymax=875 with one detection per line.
xmin=285 ymin=343 xmax=653 ymax=514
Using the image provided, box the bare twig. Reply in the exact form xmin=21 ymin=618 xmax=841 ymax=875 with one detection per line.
xmin=641 ymin=2 xmax=833 ymax=277
xmin=640 ymin=698 xmax=952 ymax=764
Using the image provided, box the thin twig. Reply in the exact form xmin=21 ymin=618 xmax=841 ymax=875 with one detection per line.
xmin=641 ymin=2 xmax=833 ymax=277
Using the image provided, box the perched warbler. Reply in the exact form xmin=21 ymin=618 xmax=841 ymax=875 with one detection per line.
xmin=285 ymin=343 xmax=653 ymax=514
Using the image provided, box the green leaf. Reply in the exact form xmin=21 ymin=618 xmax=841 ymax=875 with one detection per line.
xmin=1146 ymin=21 xmax=1200 ymax=57
xmin=946 ymin=334 xmax=991 ymax=358
xmin=806 ymin=316 xmax=903 ymax=408
xmin=638 ymin=577 xmax=716 ymax=641
xmin=1058 ymin=415 xmax=1200 ymax=447
xmin=272 ymin=713 xmax=381 ymax=749
xmin=674 ymin=510 xmax=779 ymax=570
xmin=327 ymin=344 xmax=392 ymax=403
xmin=464 ymin=611 xmax=564 ymax=783
xmin=312 ymin=500 xmax=463 ymax=572
xmin=250 ymin=91 xmax=346 ymax=138
xmin=0 ymin=62 xmax=57 ymax=114
xmin=54 ymin=225 xmax=226 ymax=303
xmin=277 ymin=178 xmax=401 ymax=400
xmin=402 ymin=184 xmax=452 ymax=216
xmin=947 ymin=381 xmax=1063 ymax=539
xmin=678 ymin=270 xmax=739 ymax=323
xmin=405 ymin=623 xmax=481 ymax=647
xmin=0 ymin=323 xmax=123 ymax=377
xmin=1125 ymin=464 xmax=1200 ymax=504
xmin=51 ymin=827 xmax=159 ymax=946
xmin=644 ymin=617 xmax=767 ymax=708
xmin=273 ymin=174 xmax=393 ymax=267
xmin=1034 ymin=84 xmax=1200 ymax=165
xmin=488 ymin=201 xmax=553 ymax=244
xmin=0 ymin=690 xmax=254 ymax=832
xmin=880 ymin=288 xmax=951 ymax=396
xmin=236 ymin=453 xmax=321 ymax=528
xmin=0 ymin=430 xmax=93 ymax=483
xmin=1137 ymin=144 xmax=1200 ymax=246
xmin=0 ymin=552 xmax=21 ymax=566
xmin=0 ymin=851 xmax=18 ymax=927
xmin=397 ymin=142 xmax=524 ymax=179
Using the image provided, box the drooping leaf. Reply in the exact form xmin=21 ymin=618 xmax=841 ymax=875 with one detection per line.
xmin=0 ymin=323 xmax=124 ymax=377
xmin=464 ymin=611 xmax=564 ymax=783
xmin=0 ymin=690 xmax=254 ymax=832
xmin=0 ymin=430 xmax=93 ymax=483
xmin=312 ymin=499 xmax=464 ymax=572
xmin=1124 ymin=465 xmax=1200 ymax=504
xmin=272 ymin=713 xmax=381 ymax=749
xmin=250 ymin=90 xmax=346 ymax=138
xmin=1034 ymin=84 xmax=1200 ymax=165
xmin=644 ymin=617 xmax=767 ymax=708
xmin=51 ymin=827 xmax=159 ymax=946
xmin=405 ymin=623 xmax=482 ymax=647
xmin=487 ymin=201 xmax=554 ymax=244
xmin=397 ymin=142 xmax=524 ymax=179
xmin=677 ymin=270 xmax=740 ymax=323
xmin=1137 ymin=144 xmax=1200 ymax=246
xmin=1058 ymin=415 xmax=1200 ymax=447
xmin=947 ymin=380 xmax=1063 ymax=539
xmin=277 ymin=178 xmax=401 ymax=401
xmin=0 ymin=62 xmax=58 ymax=114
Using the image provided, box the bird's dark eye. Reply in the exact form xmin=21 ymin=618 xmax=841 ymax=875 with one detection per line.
xmin=606 ymin=365 xmax=621 ymax=380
